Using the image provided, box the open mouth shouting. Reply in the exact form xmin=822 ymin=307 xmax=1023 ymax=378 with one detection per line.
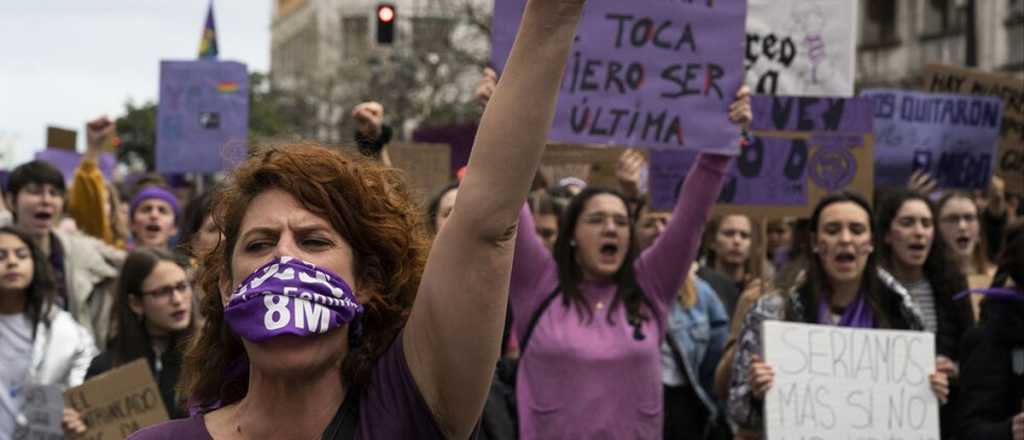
xmin=599 ymin=242 xmax=620 ymax=263
xmin=833 ymin=250 xmax=857 ymax=271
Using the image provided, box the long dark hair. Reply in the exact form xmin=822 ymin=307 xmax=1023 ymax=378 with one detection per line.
xmin=178 ymin=188 xmax=218 ymax=258
xmin=553 ymin=187 xmax=654 ymax=333
xmin=109 ymin=248 xmax=193 ymax=366
xmin=793 ymin=191 xmax=892 ymax=327
xmin=992 ymin=219 xmax=1024 ymax=288
xmin=0 ymin=226 xmax=56 ymax=339
xmin=876 ymin=189 xmax=967 ymax=306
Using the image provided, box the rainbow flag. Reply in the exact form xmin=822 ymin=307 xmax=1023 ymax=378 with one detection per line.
xmin=217 ymin=81 xmax=240 ymax=93
xmin=198 ymin=2 xmax=218 ymax=60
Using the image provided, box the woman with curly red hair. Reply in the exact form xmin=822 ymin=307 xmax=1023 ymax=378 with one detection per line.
xmin=128 ymin=0 xmax=586 ymax=438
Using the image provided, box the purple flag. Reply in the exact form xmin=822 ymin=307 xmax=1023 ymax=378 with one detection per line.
xmin=156 ymin=60 xmax=248 ymax=173
xmin=862 ymin=89 xmax=1003 ymax=190
xmin=491 ymin=0 xmax=747 ymax=152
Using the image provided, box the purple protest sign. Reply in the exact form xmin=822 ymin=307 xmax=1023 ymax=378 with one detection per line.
xmin=156 ymin=60 xmax=249 ymax=173
xmin=491 ymin=0 xmax=747 ymax=152
xmin=750 ymin=96 xmax=873 ymax=132
xmin=862 ymin=89 xmax=1003 ymax=190
xmin=650 ymin=96 xmax=874 ymax=211
xmin=34 ymin=148 xmax=116 ymax=184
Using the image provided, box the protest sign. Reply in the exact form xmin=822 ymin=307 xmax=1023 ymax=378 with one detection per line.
xmin=34 ymin=148 xmax=116 ymax=183
xmin=649 ymin=96 xmax=874 ymax=217
xmin=386 ymin=143 xmax=451 ymax=204
xmin=923 ymin=64 xmax=1024 ymax=194
xmin=156 ymin=60 xmax=248 ymax=173
xmin=46 ymin=126 xmax=77 ymax=151
xmin=744 ymin=0 xmax=856 ymax=96
xmin=763 ymin=321 xmax=940 ymax=440
xmin=541 ymin=143 xmax=625 ymax=191
xmin=11 ymin=384 xmax=63 ymax=440
xmin=491 ymin=0 xmax=746 ymax=152
xmin=63 ymin=359 xmax=169 ymax=440
xmin=863 ymin=89 xmax=1003 ymax=191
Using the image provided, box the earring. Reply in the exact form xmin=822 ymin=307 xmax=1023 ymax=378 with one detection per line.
xmin=570 ymin=240 xmax=577 ymax=247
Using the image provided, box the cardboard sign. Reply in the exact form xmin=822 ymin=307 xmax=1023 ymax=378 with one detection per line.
xmin=386 ymin=143 xmax=452 ymax=204
xmin=156 ymin=60 xmax=249 ymax=173
xmin=540 ymin=143 xmax=626 ymax=191
xmin=763 ymin=321 xmax=940 ymax=440
xmin=63 ymin=359 xmax=169 ymax=440
xmin=863 ymin=89 xmax=1003 ymax=191
xmin=11 ymin=384 xmax=64 ymax=440
xmin=491 ymin=0 xmax=746 ymax=152
xmin=922 ymin=64 xmax=1024 ymax=194
xmin=649 ymin=96 xmax=874 ymax=217
xmin=745 ymin=0 xmax=856 ymax=96
xmin=46 ymin=126 xmax=77 ymax=151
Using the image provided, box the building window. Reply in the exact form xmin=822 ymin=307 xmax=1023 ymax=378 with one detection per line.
xmin=412 ymin=17 xmax=454 ymax=56
xmin=342 ymin=15 xmax=369 ymax=58
xmin=861 ymin=0 xmax=898 ymax=47
xmin=922 ymin=0 xmax=965 ymax=37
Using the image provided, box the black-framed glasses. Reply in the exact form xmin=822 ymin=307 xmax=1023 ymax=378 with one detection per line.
xmin=142 ymin=280 xmax=192 ymax=301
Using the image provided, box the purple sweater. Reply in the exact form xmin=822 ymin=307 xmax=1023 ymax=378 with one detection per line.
xmin=511 ymin=153 xmax=731 ymax=439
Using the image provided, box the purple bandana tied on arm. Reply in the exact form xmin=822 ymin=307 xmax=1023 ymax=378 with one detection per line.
xmin=224 ymin=256 xmax=364 ymax=342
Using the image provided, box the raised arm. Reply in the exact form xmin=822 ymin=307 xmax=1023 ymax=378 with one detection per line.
xmin=635 ymin=153 xmax=731 ymax=304
xmin=68 ymin=116 xmax=115 ymax=246
xmin=635 ymin=88 xmax=749 ymax=306
xmin=403 ymin=1 xmax=584 ymax=437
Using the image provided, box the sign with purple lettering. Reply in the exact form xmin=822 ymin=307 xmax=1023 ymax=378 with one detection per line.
xmin=491 ymin=0 xmax=746 ymax=152
xmin=156 ymin=60 xmax=249 ymax=173
xmin=863 ymin=89 xmax=1003 ymax=190
xmin=650 ymin=96 xmax=874 ymax=216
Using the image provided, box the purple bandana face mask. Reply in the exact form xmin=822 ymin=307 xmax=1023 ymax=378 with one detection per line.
xmin=224 ymin=256 xmax=364 ymax=342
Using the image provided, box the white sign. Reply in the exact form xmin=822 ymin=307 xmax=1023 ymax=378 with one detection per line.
xmin=745 ymin=0 xmax=856 ymax=96
xmin=763 ymin=321 xmax=940 ymax=440
xmin=12 ymin=384 xmax=64 ymax=440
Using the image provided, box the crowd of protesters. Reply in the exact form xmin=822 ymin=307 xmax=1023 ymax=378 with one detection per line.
xmin=2 ymin=3 xmax=1023 ymax=439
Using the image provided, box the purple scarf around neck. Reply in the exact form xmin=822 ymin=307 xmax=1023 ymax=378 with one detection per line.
xmin=817 ymin=294 xmax=875 ymax=328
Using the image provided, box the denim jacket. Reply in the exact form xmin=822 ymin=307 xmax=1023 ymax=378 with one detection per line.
xmin=661 ymin=277 xmax=729 ymax=423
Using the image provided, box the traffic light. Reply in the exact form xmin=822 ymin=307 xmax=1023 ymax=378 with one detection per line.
xmin=377 ymin=4 xmax=395 ymax=45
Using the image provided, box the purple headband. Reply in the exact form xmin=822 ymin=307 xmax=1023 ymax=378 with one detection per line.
xmin=130 ymin=186 xmax=180 ymax=218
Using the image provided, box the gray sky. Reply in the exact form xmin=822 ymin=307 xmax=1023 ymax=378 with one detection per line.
xmin=0 ymin=0 xmax=271 ymax=168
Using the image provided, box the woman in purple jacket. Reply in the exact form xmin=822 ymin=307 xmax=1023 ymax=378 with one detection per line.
xmin=509 ymin=91 xmax=751 ymax=439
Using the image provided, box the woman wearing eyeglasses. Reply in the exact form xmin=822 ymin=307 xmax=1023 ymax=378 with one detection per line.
xmin=937 ymin=192 xmax=997 ymax=319
xmin=63 ymin=249 xmax=195 ymax=435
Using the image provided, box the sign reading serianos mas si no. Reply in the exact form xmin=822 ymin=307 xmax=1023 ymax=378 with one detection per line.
xmin=491 ymin=0 xmax=747 ymax=153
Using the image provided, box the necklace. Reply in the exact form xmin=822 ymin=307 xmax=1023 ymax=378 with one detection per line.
xmin=595 ymin=301 xmax=605 ymax=310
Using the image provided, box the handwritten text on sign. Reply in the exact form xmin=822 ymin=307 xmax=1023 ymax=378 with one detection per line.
xmin=864 ymin=89 xmax=1003 ymax=191
xmin=763 ymin=321 xmax=939 ymax=440
xmin=649 ymin=96 xmax=873 ymax=211
xmin=745 ymin=0 xmax=856 ymax=97
xmin=491 ymin=0 xmax=746 ymax=152
xmin=64 ymin=359 xmax=169 ymax=440
xmin=923 ymin=64 xmax=1024 ymax=195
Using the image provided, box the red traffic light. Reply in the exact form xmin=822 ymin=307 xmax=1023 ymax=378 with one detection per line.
xmin=378 ymin=5 xmax=395 ymax=23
